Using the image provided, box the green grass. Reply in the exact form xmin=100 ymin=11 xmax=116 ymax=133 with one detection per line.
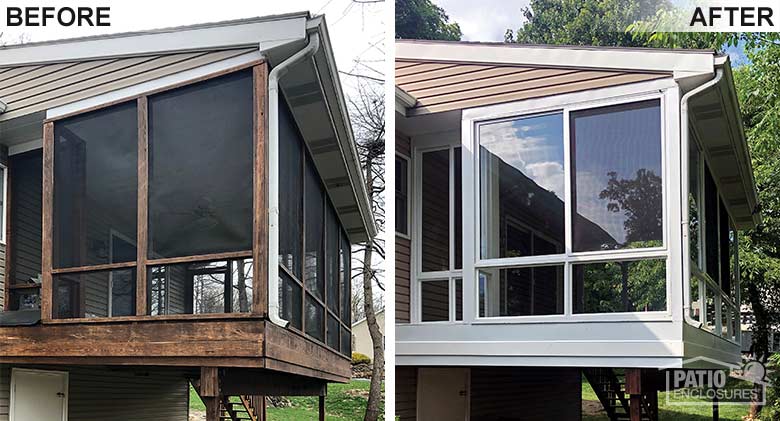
xmin=582 ymin=377 xmax=752 ymax=421
xmin=190 ymin=380 xmax=383 ymax=421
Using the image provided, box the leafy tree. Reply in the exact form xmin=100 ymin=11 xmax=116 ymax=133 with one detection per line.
xmin=506 ymin=0 xmax=667 ymax=46
xmin=395 ymin=0 xmax=462 ymax=40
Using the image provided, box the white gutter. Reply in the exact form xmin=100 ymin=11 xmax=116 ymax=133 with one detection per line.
xmin=267 ymin=31 xmax=321 ymax=328
xmin=0 ymin=100 xmax=7 ymax=114
xmin=681 ymin=67 xmax=723 ymax=329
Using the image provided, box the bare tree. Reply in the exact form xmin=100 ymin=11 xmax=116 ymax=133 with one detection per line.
xmin=348 ymin=76 xmax=385 ymax=421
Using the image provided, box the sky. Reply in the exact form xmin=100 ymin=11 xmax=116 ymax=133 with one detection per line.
xmin=432 ymin=0 xmax=530 ymax=42
xmin=0 ymin=0 xmax=386 ymax=93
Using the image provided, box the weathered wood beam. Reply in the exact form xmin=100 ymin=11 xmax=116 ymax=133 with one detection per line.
xmin=136 ymin=96 xmax=149 ymax=316
xmin=252 ymin=62 xmax=268 ymax=317
xmin=41 ymin=121 xmax=54 ymax=321
xmin=200 ymin=366 xmax=220 ymax=397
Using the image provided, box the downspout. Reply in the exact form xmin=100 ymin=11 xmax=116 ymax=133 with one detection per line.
xmin=267 ymin=32 xmax=321 ymax=327
xmin=681 ymin=68 xmax=723 ymax=328
xmin=0 ymin=100 xmax=7 ymax=114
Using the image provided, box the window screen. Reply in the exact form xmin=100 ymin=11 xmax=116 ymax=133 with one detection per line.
xmin=279 ymin=100 xmax=303 ymax=278
xmin=305 ymin=293 xmax=325 ymax=342
xmin=480 ymin=113 xmax=565 ymax=259
xmin=53 ymin=101 xmax=138 ymax=268
xmin=571 ymin=100 xmax=662 ymax=252
xmin=148 ymin=70 xmax=253 ymax=259
xmin=304 ymin=157 xmax=325 ymax=301
xmin=53 ymin=269 xmax=136 ymax=319
xmin=326 ymin=205 xmax=340 ymax=314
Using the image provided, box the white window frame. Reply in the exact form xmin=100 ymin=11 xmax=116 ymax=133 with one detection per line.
xmin=414 ymin=144 xmax=463 ymax=323
xmin=463 ymin=78 xmax=679 ymax=324
xmin=395 ymin=152 xmax=412 ymax=239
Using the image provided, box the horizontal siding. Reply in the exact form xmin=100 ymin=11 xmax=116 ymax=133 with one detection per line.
xmin=396 ymin=237 xmax=411 ymax=323
xmin=395 ymin=366 xmax=417 ymax=421
xmin=0 ymin=48 xmax=256 ymax=121
xmin=396 ymin=59 xmax=670 ymax=115
xmin=0 ymin=365 xmax=188 ymax=421
xmin=470 ymin=367 xmax=581 ymax=421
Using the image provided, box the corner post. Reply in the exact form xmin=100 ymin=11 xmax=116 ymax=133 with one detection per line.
xmin=625 ymin=368 xmax=642 ymax=421
xmin=136 ymin=96 xmax=149 ymax=316
xmin=252 ymin=62 xmax=269 ymax=317
xmin=41 ymin=121 xmax=54 ymax=320
xmin=318 ymin=395 xmax=325 ymax=421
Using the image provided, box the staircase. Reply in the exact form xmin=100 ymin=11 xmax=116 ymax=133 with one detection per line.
xmin=582 ymin=368 xmax=658 ymax=421
xmin=219 ymin=395 xmax=260 ymax=421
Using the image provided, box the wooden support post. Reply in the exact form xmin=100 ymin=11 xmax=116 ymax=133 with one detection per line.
xmin=200 ymin=367 xmax=219 ymax=397
xmin=136 ymin=96 xmax=148 ymax=316
xmin=252 ymin=62 xmax=268 ymax=317
xmin=260 ymin=396 xmax=266 ymax=421
xmin=625 ymin=369 xmax=642 ymax=421
xmin=203 ymin=397 xmax=221 ymax=421
xmin=41 ymin=122 xmax=54 ymax=321
xmin=713 ymin=384 xmax=719 ymax=421
xmin=319 ymin=395 xmax=325 ymax=421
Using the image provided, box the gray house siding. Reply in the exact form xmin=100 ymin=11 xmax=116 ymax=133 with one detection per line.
xmin=0 ymin=365 xmax=189 ymax=421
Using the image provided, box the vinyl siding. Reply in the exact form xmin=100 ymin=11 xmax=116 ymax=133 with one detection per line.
xmin=396 ymin=60 xmax=670 ymax=115
xmin=0 ymin=365 xmax=189 ymax=421
xmin=0 ymin=48 xmax=256 ymax=122
xmin=395 ymin=366 xmax=417 ymax=421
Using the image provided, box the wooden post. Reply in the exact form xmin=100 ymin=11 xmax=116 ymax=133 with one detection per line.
xmin=625 ymin=369 xmax=642 ymax=421
xmin=41 ymin=122 xmax=54 ymax=321
xmin=252 ymin=62 xmax=268 ymax=317
xmin=713 ymin=383 xmax=719 ymax=421
xmin=203 ymin=397 xmax=221 ymax=421
xmin=200 ymin=367 xmax=219 ymax=397
xmin=136 ymin=96 xmax=148 ymax=316
xmin=318 ymin=395 xmax=325 ymax=421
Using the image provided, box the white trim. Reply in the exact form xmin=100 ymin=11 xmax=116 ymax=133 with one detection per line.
xmin=396 ymin=41 xmax=715 ymax=79
xmin=9 ymin=139 xmax=42 ymax=156
xmin=0 ymin=15 xmax=305 ymax=67
xmin=46 ymin=50 xmax=264 ymax=119
xmin=10 ymin=368 xmax=69 ymax=421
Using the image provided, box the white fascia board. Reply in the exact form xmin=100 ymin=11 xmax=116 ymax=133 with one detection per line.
xmin=395 ymin=86 xmax=416 ymax=115
xmin=45 ymin=50 xmax=264 ymax=119
xmin=0 ymin=15 xmax=307 ymax=67
xmin=396 ymin=355 xmax=684 ymax=368
xmin=396 ymin=42 xmax=716 ymax=78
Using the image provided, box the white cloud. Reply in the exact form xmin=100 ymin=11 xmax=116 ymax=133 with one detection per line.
xmin=433 ymin=0 xmax=530 ymax=41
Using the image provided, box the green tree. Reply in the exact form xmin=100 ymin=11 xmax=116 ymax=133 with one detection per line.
xmin=506 ymin=0 xmax=667 ymax=46
xmin=395 ymin=0 xmax=462 ymax=40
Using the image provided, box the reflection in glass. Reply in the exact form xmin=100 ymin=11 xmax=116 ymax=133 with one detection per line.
xmin=573 ymin=259 xmax=666 ymax=313
xmin=455 ymin=278 xmax=463 ymax=321
xmin=53 ymin=269 xmax=136 ymax=318
xmin=479 ymin=266 xmax=563 ymax=317
xmin=689 ymin=138 xmax=701 ymax=267
xmin=421 ymin=150 xmax=450 ymax=271
xmin=54 ymin=102 xmax=138 ymax=268
xmin=147 ymin=259 xmax=252 ymax=315
xmin=454 ymin=148 xmax=463 ymax=269
xmin=480 ymin=113 xmax=564 ymax=259
xmin=571 ymin=100 xmax=662 ymax=251
xmin=421 ymin=280 xmax=449 ymax=322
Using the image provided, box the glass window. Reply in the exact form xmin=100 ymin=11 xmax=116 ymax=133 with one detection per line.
xmin=146 ymin=259 xmax=251 ymax=315
xmin=705 ymin=285 xmax=716 ymax=331
xmin=53 ymin=269 xmax=136 ymax=319
xmin=305 ymin=294 xmax=325 ymax=342
xmin=571 ymin=100 xmax=662 ymax=252
xmin=704 ymin=165 xmax=719 ymax=282
xmin=304 ymin=157 xmax=325 ymax=301
xmin=690 ymin=276 xmax=701 ymax=322
xmin=148 ymin=70 xmax=253 ymax=259
xmin=279 ymin=270 xmax=302 ymax=330
xmin=396 ymin=156 xmax=409 ymax=236
xmin=729 ymin=223 xmax=737 ymax=299
xmin=455 ymin=278 xmax=463 ymax=321
xmin=279 ymin=100 xmax=303 ymax=278
xmin=53 ymin=101 xmax=138 ymax=268
xmin=479 ymin=113 xmax=565 ymax=259
xmin=421 ymin=280 xmax=449 ymax=322
xmin=454 ymin=148 xmax=463 ymax=269
xmin=573 ymin=259 xmax=666 ymax=313
xmin=719 ymin=200 xmax=731 ymax=293
xmin=479 ymin=265 xmax=564 ymax=317
xmin=721 ymin=296 xmax=729 ymax=337
xmin=689 ymin=138 xmax=701 ymax=267
xmin=421 ymin=150 xmax=450 ymax=271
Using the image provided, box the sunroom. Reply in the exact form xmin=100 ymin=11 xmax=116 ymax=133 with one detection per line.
xmin=395 ymin=42 xmax=759 ymax=368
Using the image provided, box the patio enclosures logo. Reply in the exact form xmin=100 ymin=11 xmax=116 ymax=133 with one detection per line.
xmin=632 ymin=1 xmax=780 ymax=33
xmin=2 ymin=5 xmax=110 ymax=27
xmin=663 ymin=357 xmax=771 ymax=406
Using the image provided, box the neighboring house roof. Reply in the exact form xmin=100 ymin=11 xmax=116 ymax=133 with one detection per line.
xmin=0 ymin=12 xmax=376 ymax=242
xmin=352 ymin=308 xmax=385 ymax=328
xmin=395 ymin=40 xmax=760 ymax=230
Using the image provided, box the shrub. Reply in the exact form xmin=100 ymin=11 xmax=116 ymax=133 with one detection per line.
xmin=352 ymin=352 xmax=371 ymax=364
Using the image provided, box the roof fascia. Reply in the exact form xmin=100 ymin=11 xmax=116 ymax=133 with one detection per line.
xmin=395 ymin=86 xmax=416 ymax=115
xmin=396 ymin=41 xmax=716 ymax=78
xmin=0 ymin=15 xmax=308 ymax=67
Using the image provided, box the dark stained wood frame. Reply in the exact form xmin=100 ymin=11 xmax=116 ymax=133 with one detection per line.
xmin=39 ymin=61 xmax=269 ymax=322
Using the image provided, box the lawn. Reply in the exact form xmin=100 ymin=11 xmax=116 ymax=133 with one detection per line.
xmin=582 ymin=377 xmax=751 ymax=421
xmin=189 ymin=379 xmax=383 ymax=421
